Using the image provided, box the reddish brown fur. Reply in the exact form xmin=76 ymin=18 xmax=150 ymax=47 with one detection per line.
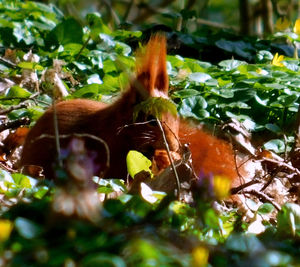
xmin=20 ymin=35 xmax=240 ymax=187
xmin=179 ymin=122 xmax=239 ymax=182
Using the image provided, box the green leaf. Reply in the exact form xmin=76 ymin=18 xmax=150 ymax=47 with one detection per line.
xmin=172 ymin=89 xmax=200 ymax=99
xmin=11 ymin=173 xmax=34 ymax=188
xmin=61 ymin=43 xmax=88 ymax=57
xmin=226 ymin=233 xmax=264 ymax=253
xmin=256 ymin=50 xmax=273 ymax=63
xmin=133 ymin=97 xmax=177 ymax=121
xmin=17 ymin=62 xmax=44 ymax=71
xmin=188 ymin=72 xmax=212 ymax=83
xmin=33 ymin=186 xmax=49 ymax=199
xmin=265 ymin=123 xmax=281 ymax=133
xmin=86 ymin=13 xmax=111 ymax=39
xmin=263 ymin=139 xmax=285 ymax=153
xmin=87 ymin=74 xmax=102 ymax=84
xmin=6 ymin=86 xmax=31 ymax=98
xmin=126 ymin=150 xmax=153 ymax=179
xmin=216 ymin=39 xmax=253 ymax=59
xmin=81 ymin=254 xmax=126 ymax=267
xmin=15 ymin=217 xmax=42 ymax=239
xmin=95 ymin=178 xmax=126 ymax=194
xmin=72 ymin=84 xmax=101 ymax=99
xmin=218 ymin=59 xmax=246 ymax=71
xmin=52 ymin=17 xmax=83 ymax=45
xmin=179 ymin=95 xmax=208 ymax=120
xmin=257 ymin=203 xmax=274 ymax=215
xmin=277 ymin=203 xmax=300 ymax=237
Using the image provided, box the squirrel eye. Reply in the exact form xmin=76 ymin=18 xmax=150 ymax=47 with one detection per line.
xmin=147 ymin=115 xmax=158 ymax=126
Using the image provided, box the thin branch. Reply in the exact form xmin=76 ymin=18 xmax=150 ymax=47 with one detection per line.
xmin=0 ymin=117 xmax=30 ymax=132
xmin=156 ymin=118 xmax=181 ymax=200
xmin=0 ymin=102 xmax=28 ymax=115
xmin=0 ymin=56 xmax=17 ymax=68
xmin=132 ymin=0 xmax=177 ymax=24
xmin=242 ymin=189 xmax=281 ymax=211
xmin=52 ymin=100 xmax=62 ymax=168
xmin=75 ymin=35 xmax=91 ymax=62
xmin=33 ymin=133 xmax=110 ymax=176
xmin=123 ymin=0 xmax=135 ymax=22
xmin=0 ymin=162 xmax=17 ymax=173
xmin=261 ymin=157 xmax=300 ymax=177
xmin=231 ymin=178 xmax=260 ymax=195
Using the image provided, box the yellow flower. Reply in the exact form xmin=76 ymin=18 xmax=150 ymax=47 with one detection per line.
xmin=213 ymin=175 xmax=231 ymax=200
xmin=275 ymin=17 xmax=290 ymax=31
xmin=192 ymin=246 xmax=209 ymax=267
xmin=271 ymin=53 xmax=284 ymax=67
xmin=0 ymin=220 xmax=13 ymax=242
xmin=293 ymin=18 xmax=300 ymax=34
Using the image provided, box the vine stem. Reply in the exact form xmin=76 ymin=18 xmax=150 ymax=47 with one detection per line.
xmin=156 ymin=118 xmax=181 ymax=200
xmin=52 ymin=100 xmax=62 ymax=168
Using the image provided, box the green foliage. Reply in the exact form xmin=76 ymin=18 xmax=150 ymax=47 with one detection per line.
xmin=133 ymin=97 xmax=178 ymax=121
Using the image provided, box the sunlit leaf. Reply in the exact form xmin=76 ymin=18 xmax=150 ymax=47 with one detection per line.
xmin=293 ymin=18 xmax=300 ymax=34
xmin=140 ymin=183 xmax=166 ymax=203
xmin=189 ymin=72 xmax=211 ymax=83
xmin=126 ymin=150 xmax=153 ymax=178
xmin=17 ymin=61 xmax=44 ymax=71
xmin=275 ymin=17 xmax=291 ymax=31
xmin=263 ymin=139 xmax=285 ymax=153
xmin=0 ymin=220 xmax=13 ymax=242
xmin=192 ymin=246 xmax=209 ymax=267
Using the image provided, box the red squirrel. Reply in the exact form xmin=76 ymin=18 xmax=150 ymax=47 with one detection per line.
xmin=20 ymin=35 xmax=241 ymax=188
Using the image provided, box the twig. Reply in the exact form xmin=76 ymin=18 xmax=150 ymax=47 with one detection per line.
xmin=0 ymin=56 xmax=17 ymax=68
xmin=0 ymin=102 xmax=28 ymax=115
xmin=33 ymin=133 xmax=110 ymax=176
xmin=231 ymin=178 xmax=260 ymax=195
xmin=196 ymin=18 xmax=239 ymax=31
xmin=102 ymin=0 xmax=121 ymax=26
xmin=261 ymin=157 xmax=300 ymax=177
xmin=123 ymin=0 xmax=135 ymax=22
xmin=0 ymin=117 xmax=30 ymax=132
xmin=75 ymin=35 xmax=91 ymax=62
xmin=242 ymin=189 xmax=281 ymax=211
xmin=52 ymin=100 xmax=62 ymax=168
xmin=156 ymin=118 xmax=181 ymax=200
xmin=0 ymin=162 xmax=17 ymax=173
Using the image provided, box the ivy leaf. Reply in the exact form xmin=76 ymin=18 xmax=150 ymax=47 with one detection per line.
xmin=218 ymin=59 xmax=246 ymax=71
xmin=257 ymin=203 xmax=274 ymax=215
xmin=189 ymin=72 xmax=212 ymax=83
xmin=133 ymin=97 xmax=177 ymax=121
xmin=86 ymin=12 xmax=111 ymax=40
xmin=263 ymin=139 xmax=285 ymax=153
xmin=126 ymin=150 xmax=153 ymax=179
xmin=52 ymin=17 xmax=83 ymax=45
xmin=178 ymin=95 xmax=209 ymax=120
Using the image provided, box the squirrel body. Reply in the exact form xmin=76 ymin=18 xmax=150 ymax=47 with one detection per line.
xmin=20 ymin=35 xmax=240 ymax=186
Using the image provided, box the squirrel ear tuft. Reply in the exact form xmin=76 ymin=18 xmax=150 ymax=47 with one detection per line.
xmin=136 ymin=34 xmax=169 ymax=98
